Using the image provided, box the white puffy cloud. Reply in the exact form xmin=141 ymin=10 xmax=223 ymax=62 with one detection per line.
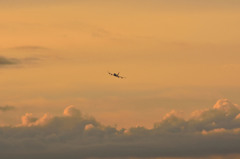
xmin=187 ymin=99 xmax=240 ymax=132
xmin=21 ymin=113 xmax=38 ymax=126
xmin=63 ymin=105 xmax=81 ymax=117
xmin=0 ymin=100 xmax=240 ymax=159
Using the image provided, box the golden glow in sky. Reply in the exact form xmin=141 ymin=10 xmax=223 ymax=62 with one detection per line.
xmin=1 ymin=1 xmax=240 ymax=158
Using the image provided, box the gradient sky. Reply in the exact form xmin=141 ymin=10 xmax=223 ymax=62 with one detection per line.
xmin=1 ymin=1 xmax=240 ymax=158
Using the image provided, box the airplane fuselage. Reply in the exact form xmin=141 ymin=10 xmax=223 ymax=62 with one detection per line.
xmin=108 ymin=72 xmax=124 ymax=79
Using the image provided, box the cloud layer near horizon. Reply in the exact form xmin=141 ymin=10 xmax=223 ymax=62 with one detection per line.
xmin=1 ymin=99 xmax=240 ymax=158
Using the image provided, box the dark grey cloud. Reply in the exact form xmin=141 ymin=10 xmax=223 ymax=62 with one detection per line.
xmin=0 ymin=56 xmax=20 ymax=66
xmin=0 ymin=55 xmax=42 ymax=68
xmin=0 ymin=105 xmax=15 ymax=112
xmin=0 ymin=99 xmax=240 ymax=159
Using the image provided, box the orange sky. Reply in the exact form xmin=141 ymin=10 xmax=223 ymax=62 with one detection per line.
xmin=1 ymin=1 xmax=240 ymax=159
xmin=0 ymin=0 xmax=240 ymax=128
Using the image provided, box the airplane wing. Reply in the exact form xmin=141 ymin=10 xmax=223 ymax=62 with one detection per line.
xmin=108 ymin=72 xmax=126 ymax=79
xmin=119 ymin=76 xmax=126 ymax=79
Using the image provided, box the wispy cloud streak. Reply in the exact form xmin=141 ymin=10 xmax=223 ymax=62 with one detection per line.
xmin=0 ymin=56 xmax=19 ymax=66
xmin=0 ymin=105 xmax=15 ymax=112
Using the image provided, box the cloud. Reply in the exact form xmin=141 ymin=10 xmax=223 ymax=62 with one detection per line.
xmin=0 ymin=105 xmax=15 ymax=112
xmin=63 ymin=105 xmax=81 ymax=117
xmin=0 ymin=56 xmax=20 ymax=66
xmin=0 ymin=55 xmax=43 ymax=68
xmin=0 ymin=100 xmax=240 ymax=159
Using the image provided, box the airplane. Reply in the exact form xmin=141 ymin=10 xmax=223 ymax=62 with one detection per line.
xmin=108 ymin=72 xmax=126 ymax=79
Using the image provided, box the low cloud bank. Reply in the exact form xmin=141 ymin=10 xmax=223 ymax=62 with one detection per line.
xmin=1 ymin=99 xmax=240 ymax=159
